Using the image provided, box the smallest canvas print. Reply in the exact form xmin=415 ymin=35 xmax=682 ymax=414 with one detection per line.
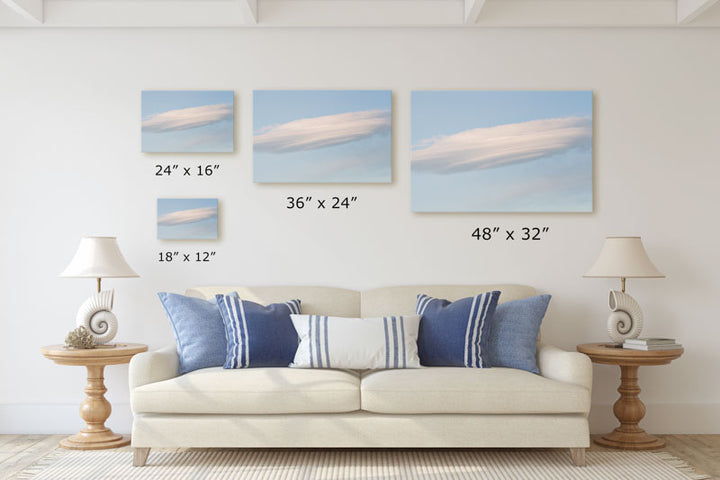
xmin=157 ymin=198 xmax=218 ymax=240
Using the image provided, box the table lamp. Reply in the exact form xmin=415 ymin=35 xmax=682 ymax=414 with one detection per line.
xmin=60 ymin=236 xmax=139 ymax=345
xmin=583 ymin=236 xmax=664 ymax=344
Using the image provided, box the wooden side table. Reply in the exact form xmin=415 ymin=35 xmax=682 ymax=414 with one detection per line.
xmin=41 ymin=343 xmax=148 ymax=450
xmin=577 ymin=342 xmax=683 ymax=450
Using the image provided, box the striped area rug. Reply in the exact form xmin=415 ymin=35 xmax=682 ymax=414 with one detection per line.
xmin=13 ymin=449 xmax=710 ymax=480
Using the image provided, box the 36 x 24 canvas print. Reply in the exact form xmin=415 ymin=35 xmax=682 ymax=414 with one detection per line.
xmin=253 ymin=90 xmax=392 ymax=183
xmin=142 ymin=91 xmax=234 ymax=153
xmin=411 ymin=90 xmax=593 ymax=212
xmin=157 ymin=198 xmax=218 ymax=240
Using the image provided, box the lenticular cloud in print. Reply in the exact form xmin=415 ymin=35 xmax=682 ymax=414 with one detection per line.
xmin=411 ymin=91 xmax=593 ymax=212
xmin=142 ymin=91 xmax=234 ymax=153
xmin=157 ymin=198 xmax=218 ymax=240
xmin=253 ymin=90 xmax=392 ymax=183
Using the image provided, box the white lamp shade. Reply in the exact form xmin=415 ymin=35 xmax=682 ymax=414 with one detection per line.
xmin=60 ymin=236 xmax=139 ymax=278
xmin=584 ymin=236 xmax=664 ymax=278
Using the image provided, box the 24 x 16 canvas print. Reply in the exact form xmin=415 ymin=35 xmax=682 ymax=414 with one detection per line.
xmin=157 ymin=198 xmax=218 ymax=240
xmin=253 ymin=90 xmax=392 ymax=183
xmin=411 ymin=90 xmax=593 ymax=212
xmin=142 ymin=91 xmax=234 ymax=153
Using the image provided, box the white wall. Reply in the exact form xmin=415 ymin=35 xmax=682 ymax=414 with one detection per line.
xmin=0 ymin=27 xmax=719 ymax=435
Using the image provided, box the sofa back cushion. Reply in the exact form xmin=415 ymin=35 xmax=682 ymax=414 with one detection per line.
xmin=186 ymin=286 xmax=360 ymax=317
xmin=361 ymin=285 xmax=536 ymax=317
xmin=186 ymin=285 xmax=536 ymax=318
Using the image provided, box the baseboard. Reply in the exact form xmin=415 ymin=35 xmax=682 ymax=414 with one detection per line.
xmin=589 ymin=403 xmax=720 ymax=434
xmin=0 ymin=403 xmax=133 ymax=434
xmin=2 ymin=403 xmax=719 ymax=435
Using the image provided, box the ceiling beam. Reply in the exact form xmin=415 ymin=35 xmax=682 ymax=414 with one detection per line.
xmin=1 ymin=0 xmax=43 ymax=24
xmin=1 ymin=0 xmax=717 ymax=28
xmin=237 ymin=0 xmax=257 ymax=24
xmin=476 ymin=0 xmax=675 ymax=26
xmin=464 ymin=0 xmax=487 ymax=24
xmin=677 ymin=0 xmax=720 ymax=23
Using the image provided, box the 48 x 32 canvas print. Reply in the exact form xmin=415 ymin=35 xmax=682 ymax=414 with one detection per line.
xmin=411 ymin=90 xmax=593 ymax=213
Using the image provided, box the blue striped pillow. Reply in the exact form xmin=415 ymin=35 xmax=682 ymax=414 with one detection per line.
xmin=416 ymin=291 xmax=501 ymax=367
xmin=216 ymin=295 xmax=301 ymax=368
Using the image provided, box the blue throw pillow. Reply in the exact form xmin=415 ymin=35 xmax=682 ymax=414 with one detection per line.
xmin=486 ymin=295 xmax=551 ymax=374
xmin=157 ymin=292 xmax=228 ymax=375
xmin=216 ymin=295 xmax=301 ymax=368
xmin=416 ymin=291 xmax=500 ymax=367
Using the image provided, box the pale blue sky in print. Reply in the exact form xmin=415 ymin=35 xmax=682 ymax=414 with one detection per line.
xmin=254 ymin=90 xmax=392 ymax=183
xmin=157 ymin=198 xmax=218 ymax=240
xmin=142 ymin=91 xmax=234 ymax=153
xmin=411 ymin=91 xmax=593 ymax=212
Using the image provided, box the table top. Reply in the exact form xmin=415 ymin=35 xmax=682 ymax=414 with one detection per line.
xmin=41 ymin=343 xmax=148 ymax=366
xmin=577 ymin=342 xmax=683 ymax=366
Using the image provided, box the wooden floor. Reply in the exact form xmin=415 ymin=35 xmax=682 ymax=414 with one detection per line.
xmin=0 ymin=434 xmax=718 ymax=479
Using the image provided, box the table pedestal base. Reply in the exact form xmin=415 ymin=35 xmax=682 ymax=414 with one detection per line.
xmin=60 ymin=433 xmax=130 ymax=450
xmin=595 ymin=429 xmax=665 ymax=450
xmin=59 ymin=364 xmax=130 ymax=450
xmin=593 ymin=364 xmax=665 ymax=450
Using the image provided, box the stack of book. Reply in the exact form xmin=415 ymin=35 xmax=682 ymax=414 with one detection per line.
xmin=623 ymin=338 xmax=682 ymax=350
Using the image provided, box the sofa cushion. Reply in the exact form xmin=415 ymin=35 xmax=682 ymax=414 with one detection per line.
xmin=132 ymin=367 xmax=360 ymax=414
xmin=360 ymin=367 xmax=590 ymax=414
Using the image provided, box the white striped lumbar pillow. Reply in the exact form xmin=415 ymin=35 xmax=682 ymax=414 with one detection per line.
xmin=290 ymin=314 xmax=421 ymax=370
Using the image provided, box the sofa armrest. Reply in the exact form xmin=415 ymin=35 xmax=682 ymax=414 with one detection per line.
xmin=129 ymin=345 xmax=179 ymax=390
xmin=536 ymin=343 xmax=593 ymax=392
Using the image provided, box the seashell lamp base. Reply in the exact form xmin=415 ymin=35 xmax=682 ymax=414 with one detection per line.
xmin=606 ymin=290 xmax=644 ymax=344
xmin=76 ymin=290 xmax=118 ymax=344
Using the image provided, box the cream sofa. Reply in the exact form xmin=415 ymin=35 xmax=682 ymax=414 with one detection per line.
xmin=129 ymin=285 xmax=592 ymax=467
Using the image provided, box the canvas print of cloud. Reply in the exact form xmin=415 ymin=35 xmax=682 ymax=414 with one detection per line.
xmin=142 ymin=91 xmax=234 ymax=153
xmin=411 ymin=91 xmax=593 ymax=212
xmin=254 ymin=90 xmax=392 ymax=183
xmin=157 ymin=198 xmax=218 ymax=240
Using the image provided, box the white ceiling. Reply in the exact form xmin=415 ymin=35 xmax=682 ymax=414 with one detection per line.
xmin=1 ymin=0 xmax=719 ymax=27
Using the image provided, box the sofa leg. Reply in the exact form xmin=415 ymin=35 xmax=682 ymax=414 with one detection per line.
xmin=133 ymin=447 xmax=150 ymax=467
xmin=569 ymin=448 xmax=586 ymax=466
